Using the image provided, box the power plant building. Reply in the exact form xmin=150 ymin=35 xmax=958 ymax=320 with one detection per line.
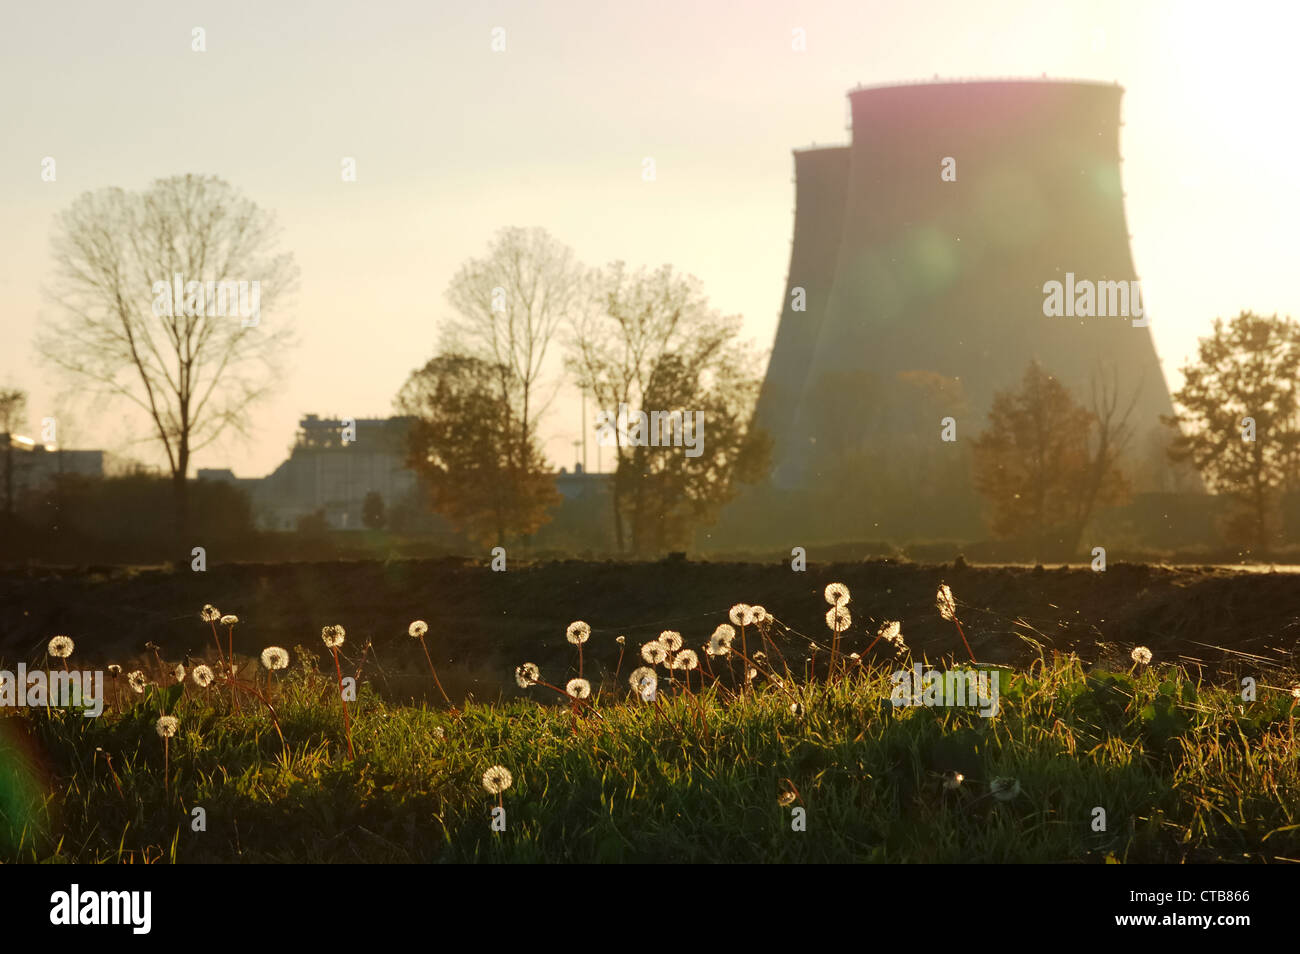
xmin=746 ymin=79 xmax=1189 ymax=543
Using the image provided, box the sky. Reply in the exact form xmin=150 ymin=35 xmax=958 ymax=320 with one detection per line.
xmin=2 ymin=0 xmax=1297 ymax=476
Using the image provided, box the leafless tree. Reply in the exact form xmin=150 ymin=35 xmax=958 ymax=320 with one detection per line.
xmin=566 ymin=263 xmax=771 ymax=554
xmin=442 ymin=227 xmax=586 ymax=458
xmin=37 ymin=174 xmax=298 ymax=542
xmin=1075 ymin=364 xmax=1140 ymax=541
xmin=971 ymin=361 xmax=1133 ymax=560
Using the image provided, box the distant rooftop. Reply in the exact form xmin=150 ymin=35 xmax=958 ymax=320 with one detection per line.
xmin=848 ymin=76 xmax=1122 ymax=93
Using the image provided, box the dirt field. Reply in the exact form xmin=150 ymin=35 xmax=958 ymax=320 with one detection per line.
xmin=1 ymin=558 xmax=1297 ymax=701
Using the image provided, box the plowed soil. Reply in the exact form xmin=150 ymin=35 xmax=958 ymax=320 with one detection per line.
xmin=1 ymin=559 xmax=1297 ymax=701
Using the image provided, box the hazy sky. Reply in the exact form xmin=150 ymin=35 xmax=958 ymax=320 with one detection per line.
xmin=2 ymin=0 xmax=1297 ymax=477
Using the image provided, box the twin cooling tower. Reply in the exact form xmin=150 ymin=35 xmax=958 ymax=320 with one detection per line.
xmin=753 ymin=79 xmax=1178 ymax=497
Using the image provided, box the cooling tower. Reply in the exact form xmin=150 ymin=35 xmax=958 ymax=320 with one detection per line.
xmin=750 ymin=146 xmax=850 ymax=468
xmin=774 ymin=79 xmax=1179 ymax=493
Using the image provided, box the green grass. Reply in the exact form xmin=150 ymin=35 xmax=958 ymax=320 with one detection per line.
xmin=2 ymin=653 xmax=1298 ymax=863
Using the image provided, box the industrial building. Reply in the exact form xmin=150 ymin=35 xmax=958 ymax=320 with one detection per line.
xmin=741 ymin=79 xmax=1193 ymax=546
xmin=198 ymin=415 xmax=420 ymax=531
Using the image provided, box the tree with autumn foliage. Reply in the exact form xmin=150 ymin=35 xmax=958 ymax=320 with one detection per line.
xmin=971 ymin=361 xmax=1133 ymax=559
xmin=1163 ymin=311 xmax=1300 ymax=555
xmin=395 ymin=353 xmax=560 ymax=548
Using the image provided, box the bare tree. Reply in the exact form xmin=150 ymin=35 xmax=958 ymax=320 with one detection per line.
xmin=1075 ymin=365 xmax=1139 ymax=545
xmin=971 ymin=361 xmax=1132 ymax=560
xmin=37 ymin=174 xmax=298 ymax=543
xmin=0 ymin=387 xmax=28 ymax=520
xmin=442 ymin=227 xmax=585 ymax=458
xmin=566 ymin=263 xmax=771 ymax=554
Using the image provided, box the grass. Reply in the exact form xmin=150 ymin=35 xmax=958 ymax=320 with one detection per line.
xmin=2 ymin=643 xmax=1298 ymax=863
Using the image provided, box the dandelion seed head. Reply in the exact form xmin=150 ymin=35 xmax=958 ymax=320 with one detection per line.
xmin=220 ymin=614 xmax=239 ymax=627
xmin=261 ymin=646 xmax=289 ymax=671
xmin=658 ymin=630 xmax=683 ymax=652
xmin=482 ymin=765 xmax=513 ymax=795
xmin=641 ymin=641 xmax=668 ymax=665
xmin=750 ymin=605 xmax=768 ymax=624
xmin=173 ymin=663 xmax=186 ymax=683
xmin=200 ymin=604 xmax=220 ymax=622
xmin=882 ymin=621 xmax=908 ymax=655
xmin=629 ymin=667 xmax=657 ymax=698
xmin=155 ymin=715 xmax=179 ymax=739
xmin=823 ymin=582 xmax=850 ymax=607
xmin=108 ymin=664 xmax=122 ymax=676
xmin=746 ymin=667 xmax=758 ymax=681
xmin=47 ymin=635 xmax=74 ymax=659
xmin=1130 ymin=646 xmax=1153 ymax=666
xmin=515 ymin=662 xmax=540 ymax=689
xmin=673 ymin=649 xmax=699 ymax=671
xmin=408 ymin=620 xmax=428 ymax=638
xmin=616 ymin=635 xmax=626 ymax=645
xmin=990 ymin=777 xmax=1021 ymax=801
xmin=825 ymin=606 xmax=851 ymax=632
xmin=192 ymin=664 xmax=214 ymax=688
xmin=707 ymin=624 xmax=735 ymax=656
xmin=565 ymin=678 xmax=592 ymax=699
xmin=936 ymin=584 xmax=957 ymax=621
xmin=321 ymin=624 xmax=346 ymax=648
xmin=566 ymin=620 xmax=591 ymax=645
xmin=127 ymin=670 xmax=147 ymax=694
xmin=849 ymin=652 xmax=862 ymax=664
xmin=729 ymin=603 xmax=754 ymax=626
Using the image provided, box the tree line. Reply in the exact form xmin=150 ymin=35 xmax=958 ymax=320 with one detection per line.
xmin=4 ymin=173 xmax=1298 ymax=561
xmin=951 ymin=311 xmax=1300 ymax=559
xmin=394 ymin=229 xmax=772 ymax=554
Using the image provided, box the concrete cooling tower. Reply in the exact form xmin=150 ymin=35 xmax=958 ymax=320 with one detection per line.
xmin=750 ymin=146 xmax=850 ymax=466
xmin=758 ymin=79 xmax=1180 ymax=498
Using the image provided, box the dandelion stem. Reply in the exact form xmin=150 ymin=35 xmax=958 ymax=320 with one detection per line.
xmin=740 ymin=625 xmax=748 ymax=694
xmin=952 ymin=616 xmax=976 ymax=663
xmin=231 ymin=678 xmax=288 ymax=750
xmin=209 ymin=619 xmax=225 ymax=669
xmin=418 ymin=635 xmax=454 ymax=708
xmin=532 ymin=677 xmax=602 ymax=721
xmin=331 ymin=647 xmax=355 ymax=760
xmin=227 ymin=626 xmax=242 ymax=711
xmin=726 ymin=646 xmax=802 ymax=709
xmin=101 ymin=751 xmax=124 ymax=798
